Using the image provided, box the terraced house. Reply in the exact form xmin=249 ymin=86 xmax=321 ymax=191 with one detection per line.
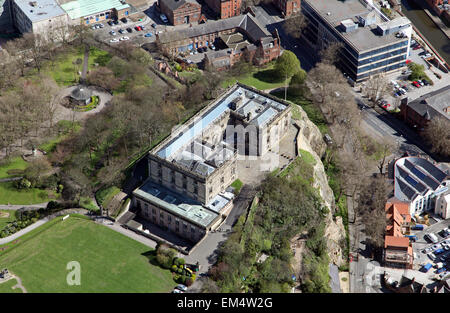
xmin=301 ymin=0 xmax=412 ymax=83
xmin=132 ymin=83 xmax=291 ymax=243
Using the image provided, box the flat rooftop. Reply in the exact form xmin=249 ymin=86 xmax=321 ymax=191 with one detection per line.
xmin=15 ymin=0 xmax=67 ymax=22
xmin=59 ymin=0 xmax=130 ymax=20
xmin=133 ymin=180 xmax=221 ymax=229
xmin=152 ymin=84 xmax=290 ymax=174
xmin=303 ymin=0 xmax=410 ymax=52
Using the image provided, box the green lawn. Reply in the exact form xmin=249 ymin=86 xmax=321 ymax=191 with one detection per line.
xmin=0 ymin=210 xmax=16 ymax=231
xmin=0 ymin=278 xmax=22 ymax=293
xmin=36 ymin=46 xmax=112 ymax=86
xmin=0 ymin=182 xmax=57 ymax=205
xmin=0 ymin=157 xmax=28 ymax=179
xmin=222 ymin=63 xmax=289 ymax=91
xmin=0 ymin=216 xmax=176 ymax=292
xmin=95 ymin=186 xmax=120 ymax=208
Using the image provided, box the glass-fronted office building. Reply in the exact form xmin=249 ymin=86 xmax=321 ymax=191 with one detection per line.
xmin=301 ymin=0 xmax=411 ymax=83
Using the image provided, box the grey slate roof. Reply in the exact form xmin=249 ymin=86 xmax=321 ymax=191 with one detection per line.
xmin=158 ymin=13 xmax=270 ymax=44
xmin=160 ymin=0 xmax=199 ymax=11
xmin=405 ymin=85 xmax=450 ymax=122
xmin=394 ymin=156 xmax=448 ymax=202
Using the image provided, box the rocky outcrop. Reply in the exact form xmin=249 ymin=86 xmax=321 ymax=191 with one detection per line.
xmin=293 ymin=105 xmax=346 ymax=267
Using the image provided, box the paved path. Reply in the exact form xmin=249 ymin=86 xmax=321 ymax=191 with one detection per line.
xmin=54 ymin=86 xmax=113 ymax=122
xmin=100 ymin=220 xmax=158 ymax=249
xmin=0 ymin=203 xmax=48 ymax=210
xmin=11 ymin=275 xmax=27 ymax=293
xmin=0 ymin=219 xmax=48 ymax=245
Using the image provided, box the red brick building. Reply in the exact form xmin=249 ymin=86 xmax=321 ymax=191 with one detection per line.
xmin=158 ymin=0 xmax=202 ymax=25
xmin=157 ymin=14 xmax=281 ymax=65
xmin=205 ymin=0 xmax=241 ymax=19
xmin=399 ymin=86 xmax=450 ymax=132
xmin=273 ymin=0 xmax=301 ymax=18
xmin=384 ymin=200 xmax=413 ymax=269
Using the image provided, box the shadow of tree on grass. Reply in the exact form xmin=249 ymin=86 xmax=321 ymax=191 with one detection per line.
xmin=253 ymin=68 xmax=283 ymax=83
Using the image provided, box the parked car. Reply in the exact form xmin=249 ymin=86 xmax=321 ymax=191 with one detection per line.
xmin=144 ymin=32 xmax=153 ymax=37
xmin=160 ymin=14 xmax=169 ymax=23
xmin=412 ymin=81 xmax=421 ymax=88
xmin=401 ymin=85 xmax=409 ymax=91
xmin=410 ymin=39 xmax=416 ymax=46
xmin=421 ymin=53 xmax=432 ymax=59
xmin=118 ymin=28 xmax=125 ymax=34
xmin=172 ymin=289 xmax=183 ymax=293
xmin=109 ymin=30 xmax=116 ymax=36
xmin=120 ymin=36 xmax=130 ymax=41
xmin=422 ymin=79 xmax=430 ymax=86
xmin=434 ymin=248 xmax=444 ymax=255
xmin=151 ymin=23 xmax=157 ymax=28
xmin=413 ymin=45 xmax=421 ymax=50
xmin=418 ymin=80 xmax=425 ymax=86
xmin=121 ymin=17 xmax=128 ymax=23
xmin=113 ymin=19 xmax=119 ymax=25
xmin=412 ymin=224 xmax=424 ymax=231
xmin=109 ymin=38 xmax=119 ymax=43
xmin=428 ymin=252 xmax=436 ymax=261
xmin=126 ymin=27 xmax=133 ymax=33
xmin=176 ymin=284 xmax=188 ymax=291
xmin=107 ymin=20 xmax=114 ymax=26
xmin=422 ymin=263 xmax=433 ymax=272
xmin=425 ymin=233 xmax=439 ymax=243
xmin=98 ymin=23 xmax=104 ymax=28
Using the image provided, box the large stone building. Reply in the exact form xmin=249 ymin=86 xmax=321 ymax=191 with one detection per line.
xmin=273 ymin=0 xmax=300 ymax=18
xmin=156 ymin=13 xmax=281 ymax=67
xmin=301 ymin=0 xmax=412 ymax=83
xmin=8 ymin=0 xmax=131 ymax=37
xmin=204 ymin=0 xmax=241 ymax=19
xmin=158 ymin=0 xmax=202 ymax=25
xmin=132 ymin=83 xmax=292 ymax=243
xmin=0 ymin=0 xmax=13 ymax=32
xmin=12 ymin=0 xmax=69 ymax=39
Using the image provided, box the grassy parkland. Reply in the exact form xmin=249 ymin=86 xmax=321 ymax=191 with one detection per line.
xmin=0 ymin=215 xmax=176 ymax=293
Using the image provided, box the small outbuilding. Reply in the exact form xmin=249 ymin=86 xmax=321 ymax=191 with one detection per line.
xmin=70 ymin=86 xmax=93 ymax=105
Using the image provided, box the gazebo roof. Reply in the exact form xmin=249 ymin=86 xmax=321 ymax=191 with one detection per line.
xmin=71 ymin=86 xmax=93 ymax=101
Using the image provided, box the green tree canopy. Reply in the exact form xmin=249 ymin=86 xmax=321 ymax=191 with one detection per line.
xmin=289 ymin=69 xmax=307 ymax=96
xmin=275 ymin=50 xmax=301 ymax=79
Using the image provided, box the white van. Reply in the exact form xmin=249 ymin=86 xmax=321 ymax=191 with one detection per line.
xmin=426 ymin=233 xmax=439 ymax=243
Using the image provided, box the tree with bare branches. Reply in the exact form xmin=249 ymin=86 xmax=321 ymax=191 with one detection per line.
xmin=423 ymin=117 xmax=450 ymax=158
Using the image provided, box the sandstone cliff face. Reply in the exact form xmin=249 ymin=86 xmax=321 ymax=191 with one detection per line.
xmin=293 ymin=105 xmax=346 ymax=267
